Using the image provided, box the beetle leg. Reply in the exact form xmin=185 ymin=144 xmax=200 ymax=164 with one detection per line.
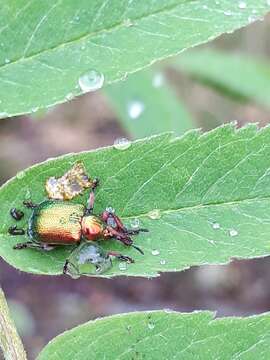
xmin=23 ymin=200 xmax=38 ymax=209
xmin=106 ymin=226 xmax=144 ymax=255
xmin=84 ymin=178 xmax=100 ymax=216
xmin=125 ymin=228 xmax=149 ymax=235
xmin=10 ymin=208 xmax=24 ymax=221
xmin=13 ymin=241 xmax=55 ymax=251
xmin=8 ymin=225 xmax=25 ymax=236
xmin=107 ymin=251 xmax=134 ymax=263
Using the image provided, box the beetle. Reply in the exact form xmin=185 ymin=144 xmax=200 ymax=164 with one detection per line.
xmin=8 ymin=178 xmax=148 ymax=275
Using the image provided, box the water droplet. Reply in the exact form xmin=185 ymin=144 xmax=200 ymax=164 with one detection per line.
xmin=202 ymin=5 xmax=208 ymax=9
xmin=148 ymin=321 xmax=155 ymax=330
xmin=69 ymin=273 xmax=80 ymax=280
xmin=151 ymin=249 xmax=160 ymax=256
xmin=78 ymin=70 xmax=104 ymax=93
xmin=123 ymin=18 xmax=133 ymax=27
xmin=105 ymin=206 xmax=115 ymax=214
xmin=130 ymin=218 xmax=140 ymax=229
xmin=248 ymin=15 xmax=257 ymax=22
xmin=212 ymin=222 xmax=220 ymax=230
xmin=113 ymin=138 xmax=131 ymax=151
xmin=0 ymin=112 xmax=8 ymax=119
xmin=163 ymin=308 xmax=172 ymax=313
xmin=224 ymin=10 xmax=232 ymax=16
xmin=81 ymin=44 xmax=86 ymax=50
xmin=238 ymin=1 xmax=247 ymax=9
xmin=16 ymin=171 xmax=26 ymax=180
xmin=65 ymin=93 xmax=74 ymax=101
xmin=127 ymin=100 xmax=145 ymax=120
xmin=119 ymin=262 xmax=127 ymax=271
xmin=152 ymin=72 xmax=164 ymax=88
xmin=160 ymin=259 xmax=166 ymax=265
xmin=229 ymin=229 xmax=238 ymax=237
xmin=148 ymin=209 xmax=161 ymax=220
xmin=31 ymin=107 xmax=39 ymax=113
xmin=5 ymin=58 xmax=10 ymax=64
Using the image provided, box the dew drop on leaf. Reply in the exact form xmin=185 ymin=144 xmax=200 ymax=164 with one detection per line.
xmin=160 ymin=259 xmax=166 ymax=265
xmin=113 ymin=138 xmax=131 ymax=150
xmin=0 ymin=112 xmax=8 ymax=119
xmin=127 ymin=100 xmax=145 ymax=119
xmin=148 ymin=209 xmax=161 ymax=220
xmin=78 ymin=70 xmax=104 ymax=93
xmin=119 ymin=262 xmax=127 ymax=271
xmin=130 ymin=218 xmax=140 ymax=229
xmin=212 ymin=222 xmax=220 ymax=230
xmin=229 ymin=229 xmax=238 ymax=237
xmin=65 ymin=93 xmax=74 ymax=101
xmin=151 ymin=249 xmax=160 ymax=256
xmin=238 ymin=1 xmax=247 ymax=9
xmin=148 ymin=321 xmax=155 ymax=330
xmin=224 ymin=10 xmax=232 ymax=16
xmin=16 ymin=171 xmax=26 ymax=180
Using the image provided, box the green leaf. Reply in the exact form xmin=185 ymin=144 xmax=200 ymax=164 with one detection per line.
xmin=37 ymin=310 xmax=270 ymax=360
xmin=2 ymin=124 xmax=270 ymax=277
xmin=1 ymin=1 xmax=270 ymax=118
xmin=173 ymin=49 xmax=270 ymax=107
xmin=104 ymin=68 xmax=194 ymax=138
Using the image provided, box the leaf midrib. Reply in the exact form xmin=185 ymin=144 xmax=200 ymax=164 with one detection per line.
xmin=1 ymin=0 xmax=195 ymax=69
xmin=122 ymin=195 xmax=270 ymax=220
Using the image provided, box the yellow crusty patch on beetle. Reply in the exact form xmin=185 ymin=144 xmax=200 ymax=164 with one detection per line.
xmin=45 ymin=162 xmax=93 ymax=200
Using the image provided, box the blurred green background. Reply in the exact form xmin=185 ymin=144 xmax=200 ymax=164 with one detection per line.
xmin=1 ymin=16 xmax=270 ymax=359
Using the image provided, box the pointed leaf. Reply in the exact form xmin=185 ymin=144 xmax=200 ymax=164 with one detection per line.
xmin=1 ymin=1 xmax=270 ymax=117
xmin=37 ymin=310 xmax=270 ymax=360
xmin=1 ymin=124 xmax=270 ymax=276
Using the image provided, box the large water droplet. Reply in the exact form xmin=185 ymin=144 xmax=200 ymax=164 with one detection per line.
xmin=148 ymin=209 xmax=161 ymax=220
xmin=78 ymin=70 xmax=104 ymax=93
xmin=119 ymin=262 xmax=127 ymax=271
xmin=238 ymin=1 xmax=247 ymax=9
xmin=127 ymin=100 xmax=145 ymax=119
xmin=229 ymin=229 xmax=238 ymax=237
xmin=130 ymin=218 xmax=140 ymax=229
xmin=5 ymin=58 xmax=10 ymax=64
xmin=113 ymin=138 xmax=131 ymax=150
xmin=151 ymin=249 xmax=160 ymax=256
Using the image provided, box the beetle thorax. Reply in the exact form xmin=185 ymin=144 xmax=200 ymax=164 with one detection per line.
xmin=81 ymin=215 xmax=104 ymax=241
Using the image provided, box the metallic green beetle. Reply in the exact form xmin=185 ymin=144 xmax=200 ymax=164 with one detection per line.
xmin=9 ymin=178 xmax=147 ymax=276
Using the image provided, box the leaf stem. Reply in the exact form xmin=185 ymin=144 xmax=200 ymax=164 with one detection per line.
xmin=0 ymin=287 xmax=27 ymax=360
